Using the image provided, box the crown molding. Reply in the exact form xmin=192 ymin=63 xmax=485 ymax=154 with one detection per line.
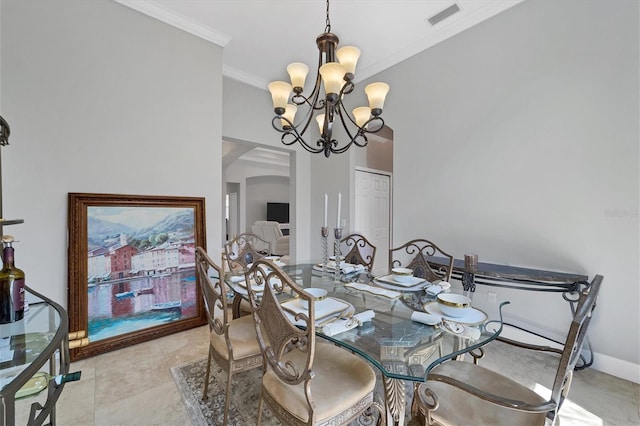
xmin=223 ymin=64 xmax=269 ymax=91
xmin=114 ymin=0 xmax=231 ymax=47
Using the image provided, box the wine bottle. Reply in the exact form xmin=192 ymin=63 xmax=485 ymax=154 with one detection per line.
xmin=0 ymin=235 xmax=25 ymax=324
xmin=15 ymin=371 xmax=82 ymax=399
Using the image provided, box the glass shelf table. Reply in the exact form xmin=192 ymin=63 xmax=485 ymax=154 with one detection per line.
xmin=0 ymin=287 xmax=69 ymax=426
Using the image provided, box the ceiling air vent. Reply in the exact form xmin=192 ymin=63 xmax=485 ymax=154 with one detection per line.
xmin=428 ymin=4 xmax=461 ymax=26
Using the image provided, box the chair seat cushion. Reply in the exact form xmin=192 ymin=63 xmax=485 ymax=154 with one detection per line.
xmin=422 ymin=360 xmax=548 ymax=426
xmin=210 ymin=314 xmax=261 ymax=360
xmin=263 ymin=342 xmax=376 ymax=423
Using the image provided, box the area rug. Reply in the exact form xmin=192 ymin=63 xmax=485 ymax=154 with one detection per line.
xmin=171 ymin=357 xmax=417 ymax=425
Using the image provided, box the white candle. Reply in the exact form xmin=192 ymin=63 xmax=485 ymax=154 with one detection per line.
xmin=336 ymin=192 xmax=342 ymax=228
xmin=323 ymin=193 xmax=328 ymax=228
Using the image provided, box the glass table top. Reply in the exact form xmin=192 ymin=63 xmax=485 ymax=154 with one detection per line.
xmin=227 ymin=263 xmax=508 ymax=382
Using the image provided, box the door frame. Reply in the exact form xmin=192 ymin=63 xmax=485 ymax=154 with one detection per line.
xmin=354 ymin=166 xmax=393 ymax=274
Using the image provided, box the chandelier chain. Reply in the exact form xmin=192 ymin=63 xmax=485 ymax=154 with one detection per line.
xmin=325 ymin=0 xmax=331 ymax=33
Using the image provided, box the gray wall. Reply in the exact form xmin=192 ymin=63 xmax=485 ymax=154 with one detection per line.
xmin=223 ymin=77 xmax=312 ymax=261
xmin=371 ymin=0 xmax=639 ymax=377
xmin=1 ymin=0 xmax=223 ymax=304
xmin=245 ymin=175 xmax=290 ymax=232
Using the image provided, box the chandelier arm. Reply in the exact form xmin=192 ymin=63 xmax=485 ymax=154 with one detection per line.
xmin=291 ymin=93 xmax=325 ymax=110
xmin=281 ymin=128 xmax=324 ymax=154
xmin=272 ymin=116 xmax=324 ymax=153
xmin=294 ymin=56 xmax=326 ymax=137
xmin=331 ymin=134 xmax=362 ymax=154
xmin=335 ymin=99 xmax=362 ymax=132
xmin=335 ymin=103 xmax=363 ymax=139
xmin=361 ymin=116 xmax=386 ymax=134
xmin=333 ymin=107 xmax=374 ymax=149
xmin=339 ymin=80 xmax=355 ymax=96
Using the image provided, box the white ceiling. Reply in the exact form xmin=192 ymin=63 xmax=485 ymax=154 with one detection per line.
xmin=116 ymin=0 xmax=524 ymax=164
xmin=116 ymin=0 xmax=524 ymax=90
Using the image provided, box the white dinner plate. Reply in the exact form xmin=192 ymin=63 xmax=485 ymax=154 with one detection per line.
xmin=375 ymin=274 xmax=426 ymax=287
xmin=423 ymin=302 xmax=488 ymax=326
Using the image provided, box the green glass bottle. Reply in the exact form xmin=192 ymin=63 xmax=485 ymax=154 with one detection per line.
xmin=0 ymin=235 xmax=25 ymax=324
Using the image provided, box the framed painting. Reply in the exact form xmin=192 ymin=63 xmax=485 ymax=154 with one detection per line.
xmin=68 ymin=193 xmax=207 ymax=361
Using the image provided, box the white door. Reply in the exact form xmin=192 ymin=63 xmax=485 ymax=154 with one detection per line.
xmin=355 ymin=170 xmax=391 ymax=276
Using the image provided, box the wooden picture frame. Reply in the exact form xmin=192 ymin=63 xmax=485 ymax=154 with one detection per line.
xmin=68 ymin=193 xmax=207 ymax=361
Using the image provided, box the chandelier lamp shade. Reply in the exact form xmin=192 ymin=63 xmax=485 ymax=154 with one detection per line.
xmin=268 ymin=0 xmax=390 ymax=158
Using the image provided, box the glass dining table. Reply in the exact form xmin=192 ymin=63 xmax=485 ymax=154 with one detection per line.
xmin=226 ymin=262 xmax=509 ymax=426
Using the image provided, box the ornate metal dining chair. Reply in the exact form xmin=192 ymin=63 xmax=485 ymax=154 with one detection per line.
xmin=195 ymin=247 xmax=263 ymax=426
xmin=243 ymin=259 xmax=385 ymax=426
xmin=224 ymin=233 xmax=273 ymax=318
xmin=224 ymin=233 xmax=271 ymax=273
xmin=340 ymin=233 xmax=377 ymax=272
xmin=416 ymin=274 xmax=603 ymax=426
xmin=389 ymin=239 xmax=454 ymax=282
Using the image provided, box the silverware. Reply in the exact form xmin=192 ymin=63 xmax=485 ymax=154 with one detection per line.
xmin=317 ymin=309 xmax=354 ymax=327
xmin=441 ymin=319 xmax=464 ymax=334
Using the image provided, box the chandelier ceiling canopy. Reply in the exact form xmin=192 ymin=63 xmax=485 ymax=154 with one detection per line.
xmin=268 ymin=0 xmax=390 ymax=158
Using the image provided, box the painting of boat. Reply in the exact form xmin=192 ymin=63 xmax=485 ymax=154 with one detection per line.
xmin=151 ymin=301 xmax=181 ymax=311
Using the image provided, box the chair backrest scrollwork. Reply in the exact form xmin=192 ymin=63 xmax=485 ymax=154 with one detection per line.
xmin=340 ymin=233 xmax=377 ymax=271
xmin=195 ymin=247 xmax=232 ymax=350
xmin=389 ymin=238 xmax=453 ymax=282
xmin=548 ymin=275 xmax=602 ymax=421
xmin=244 ymin=260 xmax=319 ymax=420
xmin=224 ymin=233 xmax=270 ymax=273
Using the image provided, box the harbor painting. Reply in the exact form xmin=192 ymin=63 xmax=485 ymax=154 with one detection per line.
xmin=68 ymin=193 xmax=207 ymax=361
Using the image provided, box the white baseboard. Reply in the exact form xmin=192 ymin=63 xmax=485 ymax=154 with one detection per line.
xmin=591 ymin=351 xmax=640 ymax=384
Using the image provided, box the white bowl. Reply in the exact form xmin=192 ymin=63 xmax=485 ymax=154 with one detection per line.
xmin=436 ymin=293 xmax=471 ymax=317
xmin=392 ymin=267 xmax=414 ymax=283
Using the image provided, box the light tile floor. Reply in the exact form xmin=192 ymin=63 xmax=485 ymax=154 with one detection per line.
xmin=16 ymin=325 xmax=640 ymax=425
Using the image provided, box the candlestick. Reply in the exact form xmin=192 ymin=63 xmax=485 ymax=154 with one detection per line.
xmin=333 ymin=227 xmax=343 ymax=282
xmin=321 ymin=226 xmax=329 ymax=278
xmin=323 ymin=193 xmax=328 ymax=228
xmin=336 ymin=192 xmax=342 ymax=228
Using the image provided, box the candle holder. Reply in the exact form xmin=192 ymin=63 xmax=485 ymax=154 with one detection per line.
xmin=321 ymin=226 xmax=329 ymax=278
xmin=333 ymin=227 xmax=343 ymax=282
xmin=463 ymin=254 xmax=478 ymax=295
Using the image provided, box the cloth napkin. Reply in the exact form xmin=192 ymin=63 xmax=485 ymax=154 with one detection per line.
xmin=411 ymin=311 xmax=441 ymax=325
xmin=341 ymin=264 xmax=366 ymax=274
xmin=322 ymin=310 xmax=375 ymax=337
xmin=426 ymin=284 xmax=442 ymax=296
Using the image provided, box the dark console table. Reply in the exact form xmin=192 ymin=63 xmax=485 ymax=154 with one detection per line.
xmin=427 ymin=257 xmax=592 ymax=369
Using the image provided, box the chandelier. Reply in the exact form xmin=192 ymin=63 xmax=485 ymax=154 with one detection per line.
xmin=268 ymin=0 xmax=390 ymax=158
xmin=0 ymin=115 xmax=10 ymax=146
